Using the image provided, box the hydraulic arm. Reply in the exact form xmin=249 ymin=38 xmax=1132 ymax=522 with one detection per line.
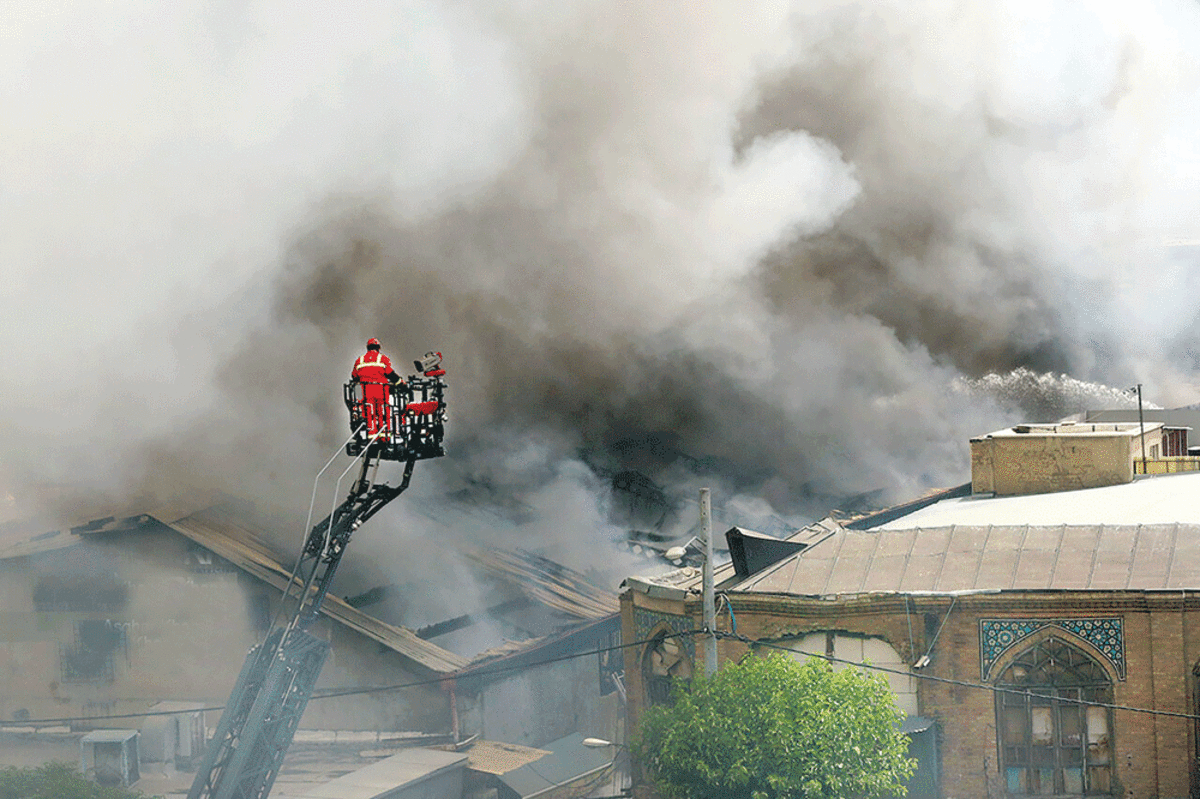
xmin=188 ymin=355 xmax=448 ymax=799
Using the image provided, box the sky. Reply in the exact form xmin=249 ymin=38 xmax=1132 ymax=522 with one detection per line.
xmin=5 ymin=1 xmax=1200 ymax=588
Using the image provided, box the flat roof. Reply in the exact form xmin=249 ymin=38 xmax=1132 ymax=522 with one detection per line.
xmin=286 ymin=748 xmax=467 ymax=799
xmin=876 ymin=472 xmax=1200 ymax=529
xmin=492 ymin=733 xmax=612 ymax=799
xmin=976 ymin=421 xmax=1163 ymax=439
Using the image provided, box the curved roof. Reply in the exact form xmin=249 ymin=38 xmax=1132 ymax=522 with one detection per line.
xmin=735 ymin=522 xmax=1200 ymax=596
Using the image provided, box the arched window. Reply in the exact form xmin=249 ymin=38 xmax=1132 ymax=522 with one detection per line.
xmin=642 ymin=630 xmax=692 ymax=706
xmin=994 ymin=636 xmax=1114 ymax=796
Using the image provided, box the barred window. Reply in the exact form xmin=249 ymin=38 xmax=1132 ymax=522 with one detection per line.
xmin=995 ymin=637 xmax=1114 ymax=796
xmin=61 ymin=620 xmax=126 ymax=683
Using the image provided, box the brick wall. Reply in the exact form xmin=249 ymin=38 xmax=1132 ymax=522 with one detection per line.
xmin=622 ymin=588 xmax=1200 ymax=799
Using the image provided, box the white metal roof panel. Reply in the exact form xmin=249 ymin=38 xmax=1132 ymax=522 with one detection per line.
xmin=877 ymin=472 xmax=1200 ymax=529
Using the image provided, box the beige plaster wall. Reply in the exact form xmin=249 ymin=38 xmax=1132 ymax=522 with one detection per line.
xmin=0 ymin=532 xmax=447 ymax=732
xmin=971 ymin=433 xmax=1135 ymax=495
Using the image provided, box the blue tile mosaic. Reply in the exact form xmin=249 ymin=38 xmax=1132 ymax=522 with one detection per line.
xmin=979 ymin=617 xmax=1124 ymax=681
xmin=633 ymin=608 xmax=696 ymax=660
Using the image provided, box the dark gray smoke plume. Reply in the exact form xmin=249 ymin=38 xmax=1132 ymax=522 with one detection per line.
xmin=6 ymin=2 xmax=1200 ymax=561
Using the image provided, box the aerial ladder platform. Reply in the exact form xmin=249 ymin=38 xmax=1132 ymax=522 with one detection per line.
xmin=187 ymin=353 xmax=448 ymax=799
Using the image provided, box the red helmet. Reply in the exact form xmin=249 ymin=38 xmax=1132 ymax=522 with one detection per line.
xmin=366 ymin=338 xmax=380 ymax=349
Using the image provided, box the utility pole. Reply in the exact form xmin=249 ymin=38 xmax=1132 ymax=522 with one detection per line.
xmin=700 ymin=488 xmax=717 ymax=677
xmin=1136 ymin=383 xmax=1147 ymax=474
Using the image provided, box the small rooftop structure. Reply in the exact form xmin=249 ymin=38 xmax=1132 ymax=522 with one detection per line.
xmin=970 ymin=421 xmax=1164 ymax=496
xmin=726 ymin=526 xmax=808 ymax=581
xmin=138 ymin=701 xmax=205 ymax=770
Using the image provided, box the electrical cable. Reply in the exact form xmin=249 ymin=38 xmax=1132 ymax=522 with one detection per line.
xmin=0 ymin=630 xmax=689 ymax=727
xmin=727 ymin=630 xmax=1200 ymax=721
xmin=6 ymin=623 xmax=1199 ymax=728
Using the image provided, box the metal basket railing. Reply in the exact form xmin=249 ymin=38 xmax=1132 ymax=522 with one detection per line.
xmin=343 ymin=372 xmax=446 ymax=462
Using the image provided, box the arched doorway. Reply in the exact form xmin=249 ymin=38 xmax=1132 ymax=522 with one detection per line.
xmin=994 ymin=636 xmax=1114 ymax=796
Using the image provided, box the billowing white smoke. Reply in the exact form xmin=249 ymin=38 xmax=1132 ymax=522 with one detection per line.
xmin=4 ymin=1 xmax=1200 ymax=561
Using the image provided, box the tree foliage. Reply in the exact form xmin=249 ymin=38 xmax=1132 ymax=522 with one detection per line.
xmin=633 ymin=652 xmax=916 ymax=799
xmin=0 ymin=761 xmax=160 ymax=799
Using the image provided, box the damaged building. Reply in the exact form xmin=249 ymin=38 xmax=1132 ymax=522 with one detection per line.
xmin=0 ymin=502 xmax=623 ymax=760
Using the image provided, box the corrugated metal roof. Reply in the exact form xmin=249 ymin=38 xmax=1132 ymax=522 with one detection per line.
xmin=0 ymin=500 xmax=212 ymax=561
xmin=465 ymin=548 xmax=619 ymax=620
xmin=735 ymin=523 xmax=1200 ymax=596
xmin=469 ymin=637 xmax=546 ymax=664
xmin=627 ymin=518 xmax=841 ymax=598
xmin=452 ymin=614 xmax=619 ymax=679
xmin=164 ymin=506 xmax=468 ymax=673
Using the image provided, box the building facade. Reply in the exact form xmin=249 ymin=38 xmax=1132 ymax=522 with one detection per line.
xmin=0 ymin=510 xmax=458 ymax=732
xmin=622 ymin=472 xmax=1200 ymax=799
xmin=0 ymin=503 xmax=627 ymax=764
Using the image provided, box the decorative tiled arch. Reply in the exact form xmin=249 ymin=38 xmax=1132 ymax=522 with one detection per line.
xmin=633 ymin=608 xmax=696 ymax=660
xmin=979 ymin=617 xmax=1125 ymax=681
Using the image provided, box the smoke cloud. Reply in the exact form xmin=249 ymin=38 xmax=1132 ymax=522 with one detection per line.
xmin=6 ymin=1 xmax=1200 ymax=571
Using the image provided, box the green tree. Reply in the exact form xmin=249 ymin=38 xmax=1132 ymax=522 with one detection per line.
xmin=0 ymin=761 xmax=161 ymax=799
xmin=633 ymin=652 xmax=916 ymax=799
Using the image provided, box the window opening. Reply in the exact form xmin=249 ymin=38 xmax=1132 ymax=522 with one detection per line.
xmin=994 ymin=636 xmax=1113 ymax=796
xmin=642 ymin=631 xmax=692 ymax=706
xmin=61 ymin=620 xmax=126 ymax=683
xmin=33 ymin=573 xmax=128 ymax=612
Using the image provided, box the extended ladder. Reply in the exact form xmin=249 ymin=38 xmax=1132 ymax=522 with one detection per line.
xmin=188 ymin=356 xmax=447 ymax=799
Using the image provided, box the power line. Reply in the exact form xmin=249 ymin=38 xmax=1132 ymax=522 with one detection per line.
xmin=6 ymin=623 xmax=1198 ymax=728
xmin=724 ymin=630 xmax=1200 ymax=721
xmin=0 ymin=630 xmax=671 ymax=727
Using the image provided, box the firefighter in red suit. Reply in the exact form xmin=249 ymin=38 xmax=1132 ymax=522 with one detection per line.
xmin=351 ymin=338 xmax=402 ymax=440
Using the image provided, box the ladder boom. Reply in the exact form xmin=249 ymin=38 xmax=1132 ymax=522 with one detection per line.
xmin=188 ymin=357 xmax=447 ymax=799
